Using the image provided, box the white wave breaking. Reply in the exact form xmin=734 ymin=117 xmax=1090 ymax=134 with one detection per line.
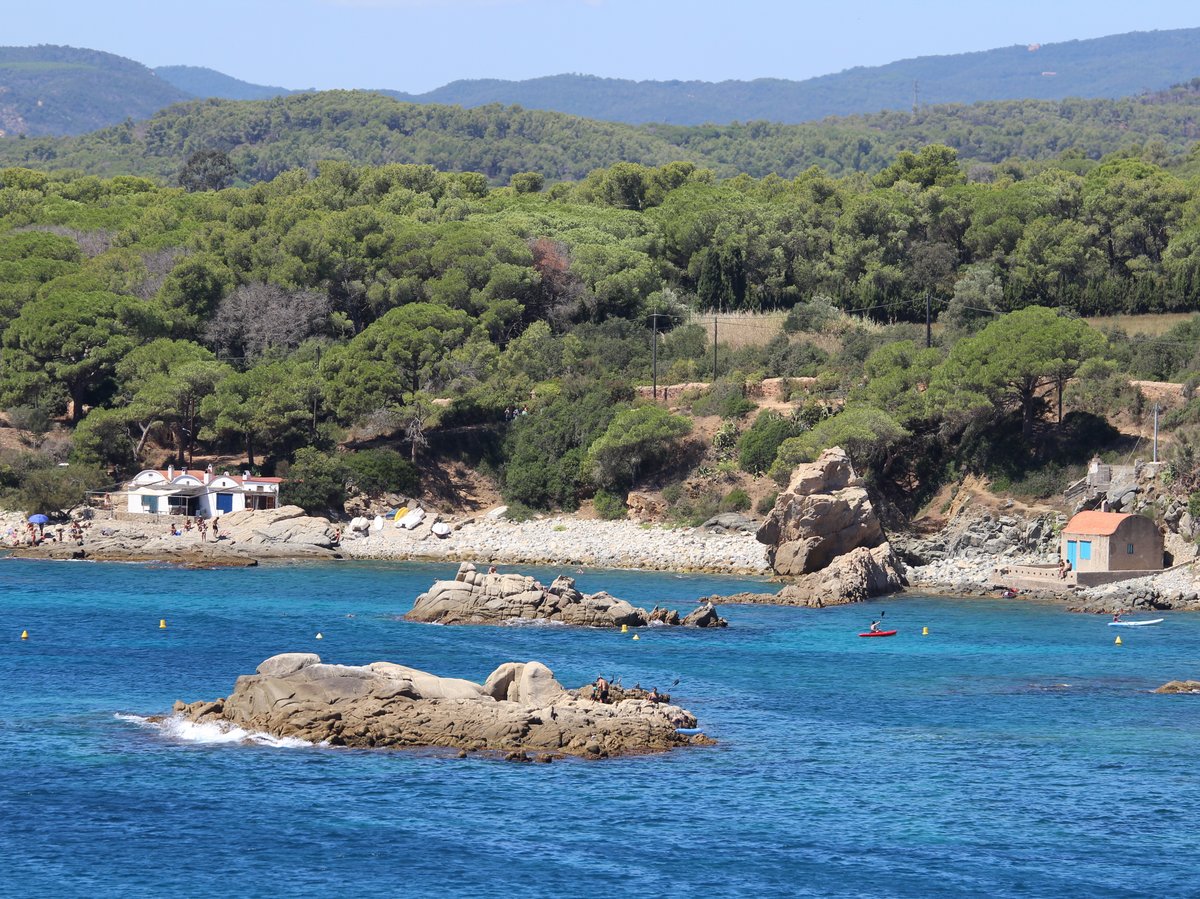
xmin=115 ymin=713 xmax=318 ymax=749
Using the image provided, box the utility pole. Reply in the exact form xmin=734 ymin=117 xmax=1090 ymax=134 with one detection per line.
xmin=650 ymin=312 xmax=660 ymax=399
xmin=712 ymin=313 xmax=718 ymax=381
xmin=1154 ymin=403 xmax=1160 ymax=463
xmin=925 ymin=293 xmax=932 ymax=348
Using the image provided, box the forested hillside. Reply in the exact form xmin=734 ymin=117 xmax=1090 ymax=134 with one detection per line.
xmin=3 ymin=150 xmax=1200 ymax=517
xmin=3 ymin=29 xmax=1200 ymax=138
xmin=388 ymin=28 xmax=1200 ymax=125
xmin=0 ymin=46 xmax=189 ymax=137
xmin=154 ymin=66 xmax=297 ymax=102
xmin=3 ymin=86 xmax=1200 ymax=187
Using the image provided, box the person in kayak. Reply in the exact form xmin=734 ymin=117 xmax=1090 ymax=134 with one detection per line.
xmin=1113 ymin=611 xmax=1122 ymax=622
xmin=869 ymin=619 xmax=882 ymax=633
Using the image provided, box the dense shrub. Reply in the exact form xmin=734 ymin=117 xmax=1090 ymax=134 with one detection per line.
xmin=344 ymin=448 xmax=419 ymax=497
xmin=689 ymin=378 xmax=755 ymax=418
xmin=719 ymin=487 xmax=751 ymax=512
xmin=583 ymin=404 xmax=692 ymax=491
xmin=284 ymin=448 xmax=350 ymax=515
xmin=737 ymin=410 xmax=801 ymax=474
xmin=593 ymin=489 xmax=627 ymax=520
xmin=755 ymin=491 xmax=778 ymax=515
xmin=501 ymin=380 xmax=628 ymax=510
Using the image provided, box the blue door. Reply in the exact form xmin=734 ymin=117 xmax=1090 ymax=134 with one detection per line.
xmin=216 ymin=492 xmax=234 ymax=513
xmin=1066 ymin=540 xmax=1078 ymax=567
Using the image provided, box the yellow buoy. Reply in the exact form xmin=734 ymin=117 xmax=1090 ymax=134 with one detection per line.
xmin=632 ymin=634 xmax=640 ymax=641
xmin=1115 ymin=635 xmax=1122 ymax=645
xmin=922 ymin=626 xmax=929 ymax=636
xmin=620 ymin=624 xmax=628 ymax=634
xmin=21 ymin=630 xmax=28 ymax=640
xmin=159 ymin=619 xmax=167 ymax=629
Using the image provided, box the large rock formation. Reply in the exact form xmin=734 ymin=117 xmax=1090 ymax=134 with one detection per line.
xmin=406 ymin=563 xmax=728 ymax=628
xmin=16 ymin=505 xmax=339 ymax=565
xmin=757 ymin=447 xmax=885 ymax=575
xmin=751 ymin=447 xmax=904 ymax=604
xmin=172 ymin=653 xmax=708 ymax=758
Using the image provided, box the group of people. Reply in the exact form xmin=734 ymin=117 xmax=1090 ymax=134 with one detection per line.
xmin=167 ymin=515 xmax=219 ymax=540
xmin=503 ymin=406 xmax=530 ymax=421
xmin=1057 ymin=557 xmax=1074 ymax=579
xmin=6 ymin=520 xmax=85 ymax=547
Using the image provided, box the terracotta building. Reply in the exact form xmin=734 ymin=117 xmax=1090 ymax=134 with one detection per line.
xmin=1061 ymin=511 xmax=1163 ymax=574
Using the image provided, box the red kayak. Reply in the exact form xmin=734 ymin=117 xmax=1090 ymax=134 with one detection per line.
xmin=858 ymin=630 xmax=897 ymax=637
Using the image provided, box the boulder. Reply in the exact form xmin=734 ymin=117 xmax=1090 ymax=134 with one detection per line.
xmin=173 ymin=653 xmax=706 ymax=758
xmin=406 ymin=570 xmax=727 ymax=629
xmin=773 ymin=543 xmax=905 ymax=607
xmin=757 ymin=447 xmax=888 ymax=577
xmin=702 ymin=513 xmax=757 ymax=534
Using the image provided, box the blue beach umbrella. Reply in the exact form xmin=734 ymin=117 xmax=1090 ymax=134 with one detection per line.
xmin=28 ymin=514 xmax=49 ymax=525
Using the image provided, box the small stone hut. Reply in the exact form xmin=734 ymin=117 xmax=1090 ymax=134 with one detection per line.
xmin=1060 ymin=511 xmax=1163 ymax=581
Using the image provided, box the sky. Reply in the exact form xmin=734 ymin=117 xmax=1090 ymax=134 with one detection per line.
xmin=4 ymin=0 xmax=1198 ymax=93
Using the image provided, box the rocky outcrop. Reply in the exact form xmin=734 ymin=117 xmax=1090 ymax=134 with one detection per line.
xmin=751 ymin=447 xmax=903 ymax=604
xmin=172 ymin=653 xmax=708 ymax=758
xmin=406 ymin=563 xmax=728 ymax=628
xmin=699 ymin=543 xmax=905 ymax=608
xmin=1154 ymin=680 xmax=1200 ymax=694
xmin=773 ymin=543 xmax=905 ymax=607
xmin=12 ymin=505 xmax=339 ymax=565
xmin=757 ymin=448 xmax=886 ymax=576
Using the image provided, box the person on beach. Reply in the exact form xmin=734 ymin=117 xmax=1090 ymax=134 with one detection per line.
xmin=198 ymin=519 xmax=208 ymax=542
xmin=212 ymin=518 xmax=220 ymax=540
xmin=1058 ymin=559 xmax=1066 ymax=579
xmin=594 ymin=676 xmax=610 ymax=703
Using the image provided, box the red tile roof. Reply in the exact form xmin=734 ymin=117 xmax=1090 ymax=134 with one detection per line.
xmin=1063 ymin=511 xmax=1130 ymax=536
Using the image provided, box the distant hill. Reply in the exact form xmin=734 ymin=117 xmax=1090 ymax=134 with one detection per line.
xmin=0 ymin=45 xmax=189 ymax=136
xmin=384 ymin=28 xmax=1200 ymax=124
xmin=3 ymin=86 xmax=1200 ymax=186
xmin=154 ymin=65 xmax=297 ymax=102
xmin=4 ymin=28 xmax=1200 ymax=139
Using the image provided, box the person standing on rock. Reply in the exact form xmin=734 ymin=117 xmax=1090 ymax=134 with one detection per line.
xmin=212 ymin=518 xmax=220 ymax=541
xmin=594 ymin=676 xmax=610 ymax=703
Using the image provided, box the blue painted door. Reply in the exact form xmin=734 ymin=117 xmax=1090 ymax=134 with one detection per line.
xmin=216 ymin=492 xmax=234 ymax=513
xmin=1066 ymin=540 xmax=1078 ymax=567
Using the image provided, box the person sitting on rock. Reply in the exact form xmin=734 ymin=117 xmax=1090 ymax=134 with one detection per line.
xmin=1058 ymin=559 xmax=1066 ymax=579
xmin=647 ymin=687 xmax=660 ymax=703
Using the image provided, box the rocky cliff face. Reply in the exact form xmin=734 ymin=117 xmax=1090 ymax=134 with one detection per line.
xmin=406 ymin=563 xmax=728 ymax=627
xmin=752 ymin=447 xmax=903 ymax=604
xmin=756 ymin=447 xmax=886 ymax=575
xmin=173 ymin=653 xmax=708 ymax=759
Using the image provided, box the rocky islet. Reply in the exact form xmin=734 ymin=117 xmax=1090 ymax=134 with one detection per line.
xmin=172 ymin=652 xmax=708 ymax=759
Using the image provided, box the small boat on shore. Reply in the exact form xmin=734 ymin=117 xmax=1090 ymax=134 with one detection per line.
xmin=1107 ymin=619 xmax=1164 ymax=627
xmin=858 ymin=630 xmax=897 ymax=638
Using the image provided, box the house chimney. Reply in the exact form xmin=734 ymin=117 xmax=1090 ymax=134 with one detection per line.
xmin=167 ymin=465 xmax=175 ymax=480
xmin=243 ymin=470 xmax=250 ymax=480
xmin=204 ymin=469 xmax=211 ymax=485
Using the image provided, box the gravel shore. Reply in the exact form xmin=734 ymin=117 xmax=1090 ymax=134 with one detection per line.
xmin=339 ymin=516 xmax=773 ymax=574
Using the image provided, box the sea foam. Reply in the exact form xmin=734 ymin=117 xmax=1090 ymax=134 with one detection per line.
xmin=116 ymin=713 xmax=316 ymax=749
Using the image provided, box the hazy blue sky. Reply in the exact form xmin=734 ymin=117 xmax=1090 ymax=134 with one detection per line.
xmin=6 ymin=0 xmax=1197 ymax=92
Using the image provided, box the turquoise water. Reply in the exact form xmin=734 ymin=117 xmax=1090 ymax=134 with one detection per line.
xmin=2 ymin=558 xmax=1199 ymax=897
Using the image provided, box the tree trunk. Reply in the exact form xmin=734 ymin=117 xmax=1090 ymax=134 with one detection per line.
xmin=245 ymin=434 xmax=256 ymax=469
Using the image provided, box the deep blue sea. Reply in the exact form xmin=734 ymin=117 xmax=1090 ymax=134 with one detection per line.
xmin=2 ymin=557 xmax=1199 ymax=898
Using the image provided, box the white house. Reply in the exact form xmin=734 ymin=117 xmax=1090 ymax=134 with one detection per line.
xmin=119 ymin=466 xmax=283 ymax=517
